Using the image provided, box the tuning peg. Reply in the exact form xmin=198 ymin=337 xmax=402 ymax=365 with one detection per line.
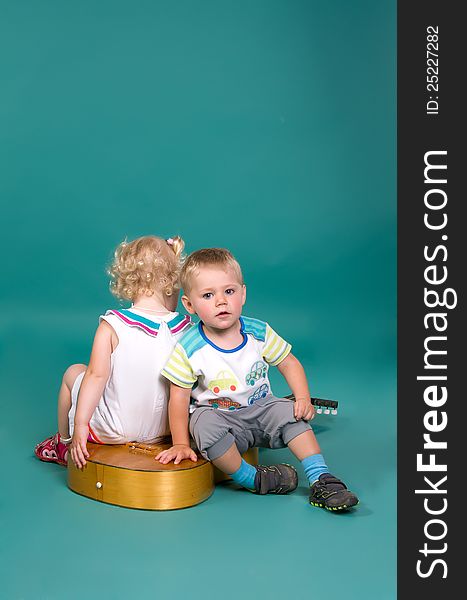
xmin=316 ymin=407 xmax=323 ymax=414
xmin=324 ymin=408 xmax=330 ymax=414
xmin=331 ymin=409 xmax=338 ymax=415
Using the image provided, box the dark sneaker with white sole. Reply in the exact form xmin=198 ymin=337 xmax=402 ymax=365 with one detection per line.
xmin=309 ymin=473 xmax=359 ymax=511
xmin=254 ymin=464 xmax=298 ymax=495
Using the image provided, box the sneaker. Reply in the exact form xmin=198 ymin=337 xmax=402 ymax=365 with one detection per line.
xmin=34 ymin=433 xmax=69 ymax=466
xmin=254 ymin=464 xmax=298 ymax=495
xmin=309 ymin=473 xmax=358 ymax=511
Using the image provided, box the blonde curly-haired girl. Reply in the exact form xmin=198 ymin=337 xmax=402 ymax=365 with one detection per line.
xmin=35 ymin=235 xmax=192 ymax=469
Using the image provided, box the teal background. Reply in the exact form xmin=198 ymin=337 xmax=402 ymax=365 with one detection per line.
xmin=0 ymin=1 xmax=396 ymax=599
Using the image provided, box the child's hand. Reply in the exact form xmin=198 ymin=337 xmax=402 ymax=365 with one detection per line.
xmin=70 ymin=424 xmax=90 ymax=469
xmin=156 ymin=444 xmax=198 ymax=465
xmin=294 ymin=397 xmax=315 ymax=421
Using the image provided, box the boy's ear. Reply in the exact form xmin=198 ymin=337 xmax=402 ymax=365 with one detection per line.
xmin=181 ymin=294 xmax=196 ymax=315
xmin=241 ymin=284 xmax=247 ymax=306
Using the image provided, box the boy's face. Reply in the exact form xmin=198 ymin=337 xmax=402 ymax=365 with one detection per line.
xmin=182 ymin=266 xmax=246 ymax=331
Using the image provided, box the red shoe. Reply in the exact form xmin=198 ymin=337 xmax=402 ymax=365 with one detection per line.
xmin=34 ymin=433 xmax=69 ymax=466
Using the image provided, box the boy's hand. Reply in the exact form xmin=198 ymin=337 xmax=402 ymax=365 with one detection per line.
xmin=70 ymin=424 xmax=90 ymax=469
xmin=156 ymin=444 xmax=198 ymax=465
xmin=294 ymin=397 xmax=315 ymax=421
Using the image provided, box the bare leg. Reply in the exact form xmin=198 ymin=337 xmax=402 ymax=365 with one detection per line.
xmin=287 ymin=429 xmax=321 ymax=461
xmin=58 ymin=364 xmax=87 ymax=438
xmin=211 ymin=442 xmax=242 ymax=474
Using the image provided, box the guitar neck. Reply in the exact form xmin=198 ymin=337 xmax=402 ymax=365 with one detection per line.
xmin=284 ymin=394 xmax=338 ymax=415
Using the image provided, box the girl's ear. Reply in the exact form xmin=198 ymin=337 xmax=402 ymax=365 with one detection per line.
xmin=164 ymin=289 xmax=180 ymax=313
xmin=181 ymin=294 xmax=196 ymax=315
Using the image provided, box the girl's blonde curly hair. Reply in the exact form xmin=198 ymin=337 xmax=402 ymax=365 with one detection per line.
xmin=108 ymin=235 xmax=185 ymax=302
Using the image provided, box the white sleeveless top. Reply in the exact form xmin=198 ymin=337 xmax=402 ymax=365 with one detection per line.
xmin=69 ymin=308 xmax=192 ymax=444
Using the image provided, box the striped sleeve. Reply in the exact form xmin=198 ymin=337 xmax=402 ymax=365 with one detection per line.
xmin=262 ymin=324 xmax=292 ymax=366
xmin=161 ymin=343 xmax=197 ymax=388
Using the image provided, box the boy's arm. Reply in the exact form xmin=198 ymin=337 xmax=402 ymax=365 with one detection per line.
xmin=156 ymin=383 xmax=198 ymax=464
xmin=70 ymin=321 xmax=114 ymax=469
xmin=276 ymin=353 xmax=315 ymax=421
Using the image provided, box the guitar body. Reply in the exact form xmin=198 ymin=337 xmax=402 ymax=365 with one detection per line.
xmin=67 ymin=441 xmax=259 ymax=510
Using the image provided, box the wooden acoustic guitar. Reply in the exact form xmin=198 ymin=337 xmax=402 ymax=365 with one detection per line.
xmin=67 ymin=395 xmax=338 ymax=510
xmin=67 ymin=441 xmax=258 ymax=511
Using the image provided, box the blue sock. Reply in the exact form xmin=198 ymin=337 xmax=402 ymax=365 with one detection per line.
xmin=230 ymin=459 xmax=256 ymax=490
xmin=301 ymin=454 xmax=329 ymax=485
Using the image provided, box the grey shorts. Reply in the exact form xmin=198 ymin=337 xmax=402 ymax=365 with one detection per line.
xmin=189 ymin=395 xmax=311 ymax=461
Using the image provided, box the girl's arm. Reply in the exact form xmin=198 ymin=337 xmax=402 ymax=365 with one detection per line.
xmin=156 ymin=383 xmax=197 ymax=464
xmin=70 ymin=320 xmax=115 ymax=469
xmin=276 ymin=353 xmax=315 ymax=421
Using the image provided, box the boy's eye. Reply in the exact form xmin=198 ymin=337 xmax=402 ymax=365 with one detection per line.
xmin=225 ymin=288 xmax=235 ymax=295
xmin=202 ymin=292 xmax=213 ymax=299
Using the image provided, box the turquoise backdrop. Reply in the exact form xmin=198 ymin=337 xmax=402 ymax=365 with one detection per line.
xmin=0 ymin=1 xmax=396 ymax=599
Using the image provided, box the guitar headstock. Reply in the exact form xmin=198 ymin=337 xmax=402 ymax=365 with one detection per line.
xmin=284 ymin=394 xmax=338 ymax=415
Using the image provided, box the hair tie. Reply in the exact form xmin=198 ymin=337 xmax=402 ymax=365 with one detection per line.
xmin=166 ymin=238 xmax=174 ymax=246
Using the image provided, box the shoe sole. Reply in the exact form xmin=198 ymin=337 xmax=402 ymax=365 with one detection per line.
xmin=310 ymin=498 xmax=359 ymax=511
xmin=35 ymin=454 xmax=67 ymax=467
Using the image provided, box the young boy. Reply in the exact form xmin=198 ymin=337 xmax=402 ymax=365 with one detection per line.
xmin=157 ymin=248 xmax=358 ymax=510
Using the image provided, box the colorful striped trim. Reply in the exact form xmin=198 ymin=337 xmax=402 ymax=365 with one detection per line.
xmin=198 ymin=320 xmax=247 ymax=353
xmin=178 ymin=324 xmax=208 ymax=359
xmin=107 ymin=309 xmax=160 ymax=336
xmin=241 ymin=316 xmax=267 ymax=342
xmin=106 ymin=310 xmax=191 ymax=337
xmin=166 ymin=313 xmax=192 ymax=334
xmin=268 ymin=342 xmax=292 ymax=366
xmin=178 ymin=316 xmax=267 ymax=355
xmin=162 ymin=344 xmax=197 ymax=387
xmin=161 ymin=367 xmax=195 ymax=389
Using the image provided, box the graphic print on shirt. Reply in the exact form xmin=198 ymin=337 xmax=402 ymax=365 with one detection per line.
xmin=248 ymin=383 xmax=270 ymax=405
xmin=207 ymin=370 xmax=238 ymax=394
xmin=208 ymin=398 xmax=242 ymax=410
xmin=245 ymin=360 xmax=268 ymax=386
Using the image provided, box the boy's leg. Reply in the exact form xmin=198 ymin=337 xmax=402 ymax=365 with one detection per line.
xmin=211 ymin=443 xmax=298 ymax=494
xmin=211 ymin=441 xmax=242 ymax=473
xmin=288 ymin=430 xmax=358 ymax=511
xmin=190 ymin=407 xmax=297 ymax=494
xmin=287 ymin=429 xmax=329 ymax=483
xmin=190 ymin=409 xmax=256 ymax=490
xmin=211 ymin=444 xmax=256 ymax=491
xmin=287 ymin=428 xmax=321 ymax=460
xmin=254 ymin=397 xmax=359 ymax=510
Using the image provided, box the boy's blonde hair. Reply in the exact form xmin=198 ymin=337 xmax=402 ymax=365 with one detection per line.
xmin=109 ymin=235 xmax=185 ymax=301
xmin=180 ymin=248 xmax=243 ymax=294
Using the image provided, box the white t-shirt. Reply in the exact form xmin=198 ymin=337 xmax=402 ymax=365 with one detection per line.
xmin=161 ymin=316 xmax=291 ymax=412
xmin=68 ymin=308 xmax=192 ymax=443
